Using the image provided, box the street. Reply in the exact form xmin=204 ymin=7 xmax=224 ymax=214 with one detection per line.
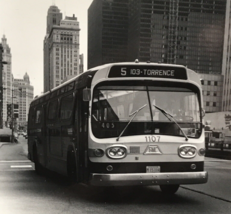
xmin=0 ymin=136 xmax=231 ymax=214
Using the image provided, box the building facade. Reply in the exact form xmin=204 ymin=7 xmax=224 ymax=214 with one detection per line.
xmin=88 ymin=0 xmax=129 ymax=69
xmin=1 ymin=35 xmax=14 ymax=123
xmin=200 ymin=73 xmax=223 ymax=113
xmin=13 ymin=73 xmax=34 ymax=126
xmin=88 ymin=0 xmax=227 ymax=112
xmin=44 ymin=5 xmax=83 ymax=92
xmin=88 ymin=0 xmax=226 ymax=73
xmin=127 ymin=0 xmax=226 ymax=74
xmin=222 ymin=0 xmax=231 ymax=111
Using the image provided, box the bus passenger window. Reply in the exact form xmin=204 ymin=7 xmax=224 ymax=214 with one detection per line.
xmin=48 ymin=100 xmax=58 ymax=120
xmin=60 ymin=94 xmax=74 ymax=120
xmin=35 ymin=108 xmax=42 ymax=124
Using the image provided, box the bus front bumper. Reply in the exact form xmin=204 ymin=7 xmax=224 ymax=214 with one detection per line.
xmin=89 ymin=171 xmax=208 ymax=186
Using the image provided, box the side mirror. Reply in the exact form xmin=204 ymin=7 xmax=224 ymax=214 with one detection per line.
xmin=83 ymin=88 xmax=91 ymax=101
xmin=201 ymin=108 xmax=205 ymax=118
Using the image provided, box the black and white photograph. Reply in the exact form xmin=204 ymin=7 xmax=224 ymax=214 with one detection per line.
xmin=0 ymin=0 xmax=231 ymax=213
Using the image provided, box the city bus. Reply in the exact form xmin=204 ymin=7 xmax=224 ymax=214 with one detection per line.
xmin=28 ymin=61 xmax=208 ymax=194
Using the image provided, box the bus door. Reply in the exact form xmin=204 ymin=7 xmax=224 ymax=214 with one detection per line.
xmin=59 ymin=93 xmax=75 ymax=159
xmin=73 ymin=91 xmax=85 ymax=182
xmin=42 ymin=103 xmax=48 ymax=167
xmin=47 ymin=99 xmax=63 ymax=160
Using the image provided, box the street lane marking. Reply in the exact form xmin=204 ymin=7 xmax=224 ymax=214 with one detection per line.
xmin=0 ymin=160 xmax=31 ymax=163
xmin=10 ymin=165 xmax=33 ymax=168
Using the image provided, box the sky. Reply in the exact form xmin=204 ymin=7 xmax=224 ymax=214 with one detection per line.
xmin=0 ymin=0 xmax=93 ymax=96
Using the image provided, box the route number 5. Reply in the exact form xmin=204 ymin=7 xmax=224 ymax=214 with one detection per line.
xmin=121 ymin=67 xmax=127 ymax=76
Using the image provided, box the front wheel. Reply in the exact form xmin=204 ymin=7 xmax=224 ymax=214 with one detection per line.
xmin=33 ymin=146 xmax=45 ymax=175
xmin=159 ymin=185 xmax=179 ymax=194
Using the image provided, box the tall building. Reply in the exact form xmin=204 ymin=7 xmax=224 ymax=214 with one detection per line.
xmin=88 ymin=0 xmax=129 ymax=69
xmin=128 ymin=0 xmax=226 ymax=74
xmin=0 ymin=44 xmax=3 ymax=128
xmin=44 ymin=5 xmax=83 ymax=92
xmin=1 ymin=35 xmax=13 ymax=124
xmin=88 ymin=0 xmax=226 ymax=73
xmin=13 ymin=73 xmax=34 ymax=126
xmin=222 ymin=0 xmax=231 ymax=111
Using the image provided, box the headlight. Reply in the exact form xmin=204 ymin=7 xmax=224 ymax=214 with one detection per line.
xmin=106 ymin=145 xmax=127 ymax=159
xmin=178 ymin=145 xmax=197 ymax=159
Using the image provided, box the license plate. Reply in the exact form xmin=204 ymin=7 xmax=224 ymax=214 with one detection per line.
xmin=146 ymin=166 xmax=160 ymax=173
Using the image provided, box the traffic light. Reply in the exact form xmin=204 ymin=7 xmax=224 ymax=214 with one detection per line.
xmin=7 ymin=104 xmax=12 ymax=118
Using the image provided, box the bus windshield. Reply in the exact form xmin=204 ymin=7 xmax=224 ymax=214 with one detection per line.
xmin=91 ymin=82 xmax=202 ymax=138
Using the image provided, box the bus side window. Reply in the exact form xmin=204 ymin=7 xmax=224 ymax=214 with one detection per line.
xmin=29 ymin=107 xmax=36 ymax=126
xmin=60 ymin=94 xmax=74 ymax=120
xmin=48 ymin=100 xmax=58 ymax=120
xmin=35 ymin=107 xmax=42 ymax=124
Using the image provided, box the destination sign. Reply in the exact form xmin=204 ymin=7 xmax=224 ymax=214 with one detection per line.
xmin=108 ymin=65 xmax=187 ymax=80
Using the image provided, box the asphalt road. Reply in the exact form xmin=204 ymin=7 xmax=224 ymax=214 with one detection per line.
xmin=0 ymin=136 xmax=231 ymax=214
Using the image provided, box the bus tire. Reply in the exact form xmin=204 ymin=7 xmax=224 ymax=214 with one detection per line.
xmin=33 ymin=146 xmax=45 ymax=175
xmin=159 ymin=184 xmax=179 ymax=194
xmin=67 ymin=148 xmax=77 ymax=184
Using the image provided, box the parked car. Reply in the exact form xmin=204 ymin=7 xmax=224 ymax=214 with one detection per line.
xmin=18 ymin=130 xmax=24 ymax=136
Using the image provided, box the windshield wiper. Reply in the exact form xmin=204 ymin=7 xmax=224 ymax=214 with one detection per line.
xmin=116 ymin=104 xmax=147 ymax=141
xmin=153 ymin=104 xmax=188 ymax=141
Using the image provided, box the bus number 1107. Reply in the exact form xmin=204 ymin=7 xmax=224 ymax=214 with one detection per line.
xmin=145 ymin=136 xmax=160 ymax=142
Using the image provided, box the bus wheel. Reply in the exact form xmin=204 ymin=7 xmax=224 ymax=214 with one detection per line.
xmin=67 ymin=149 xmax=77 ymax=183
xmin=33 ymin=146 xmax=45 ymax=175
xmin=159 ymin=185 xmax=179 ymax=194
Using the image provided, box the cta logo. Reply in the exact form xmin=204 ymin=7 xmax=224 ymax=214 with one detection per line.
xmin=144 ymin=145 xmax=162 ymax=155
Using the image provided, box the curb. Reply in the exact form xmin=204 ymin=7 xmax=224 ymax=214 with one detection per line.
xmin=0 ymin=141 xmax=18 ymax=148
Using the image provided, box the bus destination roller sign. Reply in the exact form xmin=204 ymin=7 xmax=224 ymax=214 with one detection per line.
xmin=108 ymin=65 xmax=187 ymax=80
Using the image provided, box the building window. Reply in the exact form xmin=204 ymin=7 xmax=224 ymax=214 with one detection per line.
xmin=214 ymin=81 xmax=218 ymax=86
xmin=208 ymin=81 xmax=211 ymax=85
xmin=213 ymin=102 xmax=216 ymax=107
xmin=206 ymin=102 xmax=210 ymax=106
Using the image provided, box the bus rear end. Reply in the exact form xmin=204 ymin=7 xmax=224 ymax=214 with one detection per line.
xmin=86 ymin=63 xmax=208 ymax=194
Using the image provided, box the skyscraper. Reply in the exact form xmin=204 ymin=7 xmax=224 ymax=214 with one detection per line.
xmin=44 ymin=5 xmax=82 ymax=92
xmin=88 ymin=0 xmax=226 ymax=75
xmin=13 ymin=73 xmax=34 ymax=126
xmin=128 ymin=0 xmax=226 ymax=75
xmin=88 ymin=0 xmax=129 ymax=69
xmin=1 ymin=35 xmax=13 ymax=124
xmin=222 ymin=0 xmax=231 ymax=111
